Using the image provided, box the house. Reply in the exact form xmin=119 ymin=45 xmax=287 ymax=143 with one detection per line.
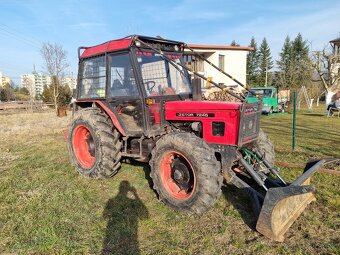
xmin=183 ymin=44 xmax=253 ymax=91
xmin=328 ymin=37 xmax=340 ymax=102
xmin=329 ymin=37 xmax=340 ymax=83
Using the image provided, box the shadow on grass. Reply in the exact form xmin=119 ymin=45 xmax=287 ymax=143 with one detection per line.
xmin=102 ymin=181 xmax=149 ymax=255
xmin=221 ymin=185 xmax=258 ymax=231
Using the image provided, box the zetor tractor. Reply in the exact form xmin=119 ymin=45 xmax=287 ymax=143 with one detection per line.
xmin=67 ymin=35 xmax=325 ymax=241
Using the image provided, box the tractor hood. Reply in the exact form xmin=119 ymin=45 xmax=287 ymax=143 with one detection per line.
xmin=165 ymin=101 xmax=242 ymax=112
xmin=164 ymin=101 xmax=258 ymax=146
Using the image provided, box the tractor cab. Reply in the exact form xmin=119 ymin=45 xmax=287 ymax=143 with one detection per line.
xmin=77 ymin=35 xmax=192 ymax=137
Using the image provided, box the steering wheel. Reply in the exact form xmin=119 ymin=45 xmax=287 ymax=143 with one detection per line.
xmin=145 ymin=81 xmax=156 ymax=94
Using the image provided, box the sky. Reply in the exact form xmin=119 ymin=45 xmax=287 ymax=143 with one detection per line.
xmin=0 ymin=0 xmax=339 ymax=85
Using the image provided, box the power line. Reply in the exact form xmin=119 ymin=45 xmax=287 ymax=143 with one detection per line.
xmin=0 ymin=25 xmax=41 ymax=50
xmin=0 ymin=23 xmax=41 ymax=46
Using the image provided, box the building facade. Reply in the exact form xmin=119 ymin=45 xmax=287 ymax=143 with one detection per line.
xmin=329 ymin=37 xmax=340 ymax=86
xmin=184 ymin=44 xmax=253 ymax=90
xmin=62 ymin=76 xmax=77 ymax=90
xmin=21 ymin=72 xmax=51 ymax=98
xmin=0 ymin=72 xmax=12 ymax=88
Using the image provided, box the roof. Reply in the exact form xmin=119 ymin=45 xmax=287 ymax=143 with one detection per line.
xmin=187 ymin=44 xmax=254 ymax=51
xmin=78 ymin=35 xmax=253 ymax=59
xmin=79 ymin=35 xmax=185 ymax=59
xmin=330 ymin=37 xmax=340 ymax=44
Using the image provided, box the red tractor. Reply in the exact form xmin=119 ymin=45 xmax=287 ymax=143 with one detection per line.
xmin=67 ymin=35 xmax=325 ymax=241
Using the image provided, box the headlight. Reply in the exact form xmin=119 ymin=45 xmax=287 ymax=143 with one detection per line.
xmin=212 ymin=122 xmax=225 ymax=136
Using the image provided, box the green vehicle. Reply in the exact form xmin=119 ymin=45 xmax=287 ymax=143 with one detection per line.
xmin=246 ymin=87 xmax=290 ymax=114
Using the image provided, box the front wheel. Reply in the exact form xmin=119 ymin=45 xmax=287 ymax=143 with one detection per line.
xmin=150 ymin=133 xmax=222 ymax=215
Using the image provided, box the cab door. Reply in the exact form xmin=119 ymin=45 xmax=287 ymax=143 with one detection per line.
xmin=107 ymin=52 xmax=145 ymax=136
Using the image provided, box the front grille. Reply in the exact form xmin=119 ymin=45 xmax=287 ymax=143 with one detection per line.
xmin=238 ymin=101 xmax=261 ymax=145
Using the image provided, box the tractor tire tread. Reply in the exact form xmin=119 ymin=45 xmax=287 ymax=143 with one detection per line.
xmin=68 ymin=107 xmax=122 ymax=179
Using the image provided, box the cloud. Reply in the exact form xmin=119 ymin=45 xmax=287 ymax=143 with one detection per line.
xmin=144 ymin=0 xmax=227 ymax=22
xmin=196 ymin=3 xmax=340 ymax=59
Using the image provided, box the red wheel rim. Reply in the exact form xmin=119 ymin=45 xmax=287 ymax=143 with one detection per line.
xmin=160 ymin=151 xmax=196 ymax=200
xmin=72 ymin=125 xmax=96 ymax=169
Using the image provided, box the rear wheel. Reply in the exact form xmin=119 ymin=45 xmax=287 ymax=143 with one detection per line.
xmin=68 ymin=108 xmax=122 ymax=178
xmin=150 ymin=133 xmax=222 ymax=215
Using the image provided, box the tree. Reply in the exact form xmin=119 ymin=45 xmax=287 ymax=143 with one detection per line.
xmin=0 ymin=88 xmax=5 ymax=101
xmin=21 ymin=76 xmax=35 ymax=98
xmin=246 ymin=36 xmax=259 ymax=87
xmin=276 ymin=33 xmax=311 ymax=89
xmin=0 ymin=83 xmax=15 ymax=101
xmin=40 ymin=42 xmax=69 ymax=113
xmin=311 ymin=47 xmax=340 ymax=105
xmin=19 ymin=87 xmax=30 ymax=95
xmin=230 ymin=40 xmax=240 ymax=46
xmin=13 ymin=86 xmax=31 ymax=101
xmin=258 ymin=38 xmax=273 ymax=86
xmin=291 ymin=33 xmax=311 ymax=87
xmin=276 ymin=36 xmax=293 ymax=88
xmin=41 ymin=83 xmax=72 ymax=106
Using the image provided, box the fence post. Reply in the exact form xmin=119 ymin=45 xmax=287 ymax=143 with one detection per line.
xmin=292 ymin=91 xmax=297 ymax=151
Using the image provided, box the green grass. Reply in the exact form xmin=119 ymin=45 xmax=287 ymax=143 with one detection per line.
xmin=0 ymin=108 xmax=339 ymax=255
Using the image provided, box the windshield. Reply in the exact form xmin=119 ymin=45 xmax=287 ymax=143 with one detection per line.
xmin=135 ymin=51 xmax=191 ymax=96
xmin=247 ymin=89 xmax=272 ymax=98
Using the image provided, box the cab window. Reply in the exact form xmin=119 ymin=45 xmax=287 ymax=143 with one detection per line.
xmin=110 ymin=53 xmax=139 ymax=97
xmin=79 ymin=56 xmax=106 ymax=98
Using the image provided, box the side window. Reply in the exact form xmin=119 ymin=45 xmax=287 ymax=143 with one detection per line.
xmin=79 ymin=56 xmax=106 ymax=98
xmin=110 ymin=54 xmax=139 ymax=97
xmin=272 ymin=90 xmax=277 ymax=98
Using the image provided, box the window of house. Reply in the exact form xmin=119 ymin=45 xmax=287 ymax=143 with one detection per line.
xmin=184 ymin=54 xmax=204 ymax=72
xmin=219 ymin=54 xmax=225 ymax=71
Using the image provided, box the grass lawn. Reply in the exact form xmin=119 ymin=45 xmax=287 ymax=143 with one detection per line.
xmin=0 ymin=107 xmax=339 ymax=255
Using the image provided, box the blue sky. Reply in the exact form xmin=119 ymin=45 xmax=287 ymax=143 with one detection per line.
xmin=0 ymin=0 xmax=339 ymax=85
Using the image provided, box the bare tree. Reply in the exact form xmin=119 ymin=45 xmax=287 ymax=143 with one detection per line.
xmin=311 ymin=48 xmax=340 ymax=105
xmin=312 ymin=49 xmax=340 ymax=91
xmin=40 ymin=42 xmax=69 ymax=113
xmin=22 ymin=76 xmax=35 ymax=98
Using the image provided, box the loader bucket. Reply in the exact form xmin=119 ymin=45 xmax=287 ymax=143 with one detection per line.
xmin=256 ymin=185 xmax=315 ymax=242
xmin=255 ymin=159 xmax=325 ymax=242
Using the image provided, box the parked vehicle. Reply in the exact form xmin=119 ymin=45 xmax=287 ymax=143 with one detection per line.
xmin=66 ymin=35 xmax=325 ymax=242
xmin=246 ymin=87 xmax=290 ymax=114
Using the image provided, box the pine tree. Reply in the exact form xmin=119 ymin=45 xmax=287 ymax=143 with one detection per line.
xmin=246 ymin=37 xmax=259 ymax=87
xmin=276 ymin=36 xmax=293 ymax=88
xmin=230 ymin=40 xmax=240 ymax=46
xmin=292 ymin=33 xmax=309 ymax=62
xmin=291 ymin=33 xmax=311 ymax=88
xmin=258 ymin=38 xmax=273 ymax=86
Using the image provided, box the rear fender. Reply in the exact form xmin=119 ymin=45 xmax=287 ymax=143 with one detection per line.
xmin=75 ymin=100 xmax=126 ymax=136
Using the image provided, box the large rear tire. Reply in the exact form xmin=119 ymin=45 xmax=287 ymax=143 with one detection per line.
xmin=68 ymin=108 xmax=122 ymax=178
xmin=150 ymin=132 xmax=222 ymax=215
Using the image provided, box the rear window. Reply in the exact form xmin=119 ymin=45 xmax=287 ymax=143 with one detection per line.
xmin=79 ymin=56 xmax=106 ymax=98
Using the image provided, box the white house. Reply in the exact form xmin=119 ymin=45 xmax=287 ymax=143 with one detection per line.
xmin=0 ymin=72 xmax=12 ymax=87
xmin=184 ymin=44 xmax=253 ymax=90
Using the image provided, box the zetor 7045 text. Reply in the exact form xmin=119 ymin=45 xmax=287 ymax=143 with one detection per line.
xmin=66 ymin=35 xmax=326 ymax=242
